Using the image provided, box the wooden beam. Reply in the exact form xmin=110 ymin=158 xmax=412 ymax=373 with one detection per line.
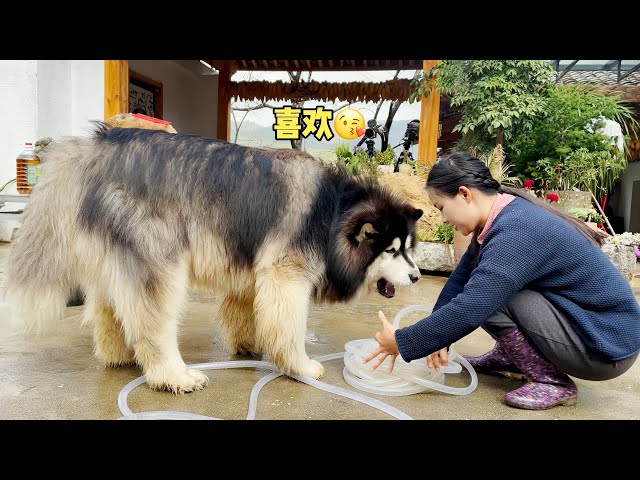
xmin=217 ymin=61 xmax=232 ymax=142
xmin=104 ymin=60 xmax=129 ymax=119
xmin=619 ymin=62 xmax=640 ymax=82
xmin=556 ymin=60 xmax=579 ymax=82
xmin=417 ymin=60 xmax=441 ymax=169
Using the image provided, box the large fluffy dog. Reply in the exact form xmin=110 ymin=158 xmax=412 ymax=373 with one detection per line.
xmin=6 ymin=126 xmax=423 ymax=394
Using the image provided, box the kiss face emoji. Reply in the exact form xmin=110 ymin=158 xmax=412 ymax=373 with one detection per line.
xmin=333 ymin=108 xmax=365 ymax=140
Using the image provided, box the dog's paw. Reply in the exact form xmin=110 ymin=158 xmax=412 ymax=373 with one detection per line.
xmin=146 ymin=367 xmax=209 ymax=395
xmin=298 ymin=359 xmax=324 ymax=379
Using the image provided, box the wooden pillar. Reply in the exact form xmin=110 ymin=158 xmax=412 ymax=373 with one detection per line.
xmin=417 ymin=60 xmax=441 ymax=169
xmin=104 ymin=60 xmax=129 ymax=120
xmin=216 ymin=61 xmax=233 ymax=141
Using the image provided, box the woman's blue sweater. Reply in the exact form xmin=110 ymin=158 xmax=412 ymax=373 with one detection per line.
xmin=395 ymin=197 xmax=640 ymax=362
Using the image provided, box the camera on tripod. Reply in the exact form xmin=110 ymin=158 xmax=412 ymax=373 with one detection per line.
xmin=393 ymin=119 xmax=420 ymax=172
xmin=364 ymin=119 xmax=386 ymax=139
xmin=401 ymin=119 xmax=420 ymax=150
xmin=356 ymin=119 xmax=387 ymax=157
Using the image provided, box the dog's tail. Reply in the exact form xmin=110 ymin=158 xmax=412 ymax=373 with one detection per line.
xmin=3 ymin=136 xmax=92 ymax=336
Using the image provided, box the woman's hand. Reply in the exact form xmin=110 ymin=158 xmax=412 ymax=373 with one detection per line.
xmin=426 ymin=347 xmax=448 ymax=371
xmin=362 ymin=310 xmax=399 ymax=373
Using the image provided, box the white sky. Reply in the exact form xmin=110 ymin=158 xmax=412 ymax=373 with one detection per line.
xmin=230 ymin=69 xmax=423 ymax=127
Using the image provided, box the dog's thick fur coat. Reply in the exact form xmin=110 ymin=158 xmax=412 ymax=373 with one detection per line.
xmin=6 ymin=126 xmax=422 ymax=393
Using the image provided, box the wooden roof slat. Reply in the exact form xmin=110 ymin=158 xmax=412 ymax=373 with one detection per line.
xmin=206 ymin=60 xmax=423 ymax=72
xmin=230 ymin=78 xmax=416 ymax=103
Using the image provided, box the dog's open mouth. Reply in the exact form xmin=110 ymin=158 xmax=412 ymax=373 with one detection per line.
xmin=376 ymin=278 xmax=396 ymax=298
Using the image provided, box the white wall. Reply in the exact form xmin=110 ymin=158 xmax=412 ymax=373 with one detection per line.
xmin=70 ymin=61 xmax=104 ymax=136
xmin=0 ymin=61 xmax=38 ymax=188
xmin=128 ymin=60 xmax=218 ymax=137
xmin=619 ymin=161 xmax=640 ymax=232
xmin=37 ymin=60 xmax=72 ymax=139
xmin=0 ymin=60 xmax=104 ymax=192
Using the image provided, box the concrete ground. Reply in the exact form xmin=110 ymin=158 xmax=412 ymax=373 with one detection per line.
xmin=0 ymin=242 xmax=638 ymax=420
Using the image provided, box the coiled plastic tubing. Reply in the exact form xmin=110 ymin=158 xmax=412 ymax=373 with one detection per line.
xmin=118 ymin=305 xmax=477 ymax=420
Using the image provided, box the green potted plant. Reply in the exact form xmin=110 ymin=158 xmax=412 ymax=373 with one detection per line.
xmin=373 ymin=146 xmax=397 ymax=174
xmin=568 ymin=207 xmax=604 ymax=231
xmin=414 ymin=223 xmax=455 ymax=272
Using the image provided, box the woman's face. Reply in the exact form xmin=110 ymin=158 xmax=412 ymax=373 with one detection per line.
xmin=427 ymin=187 xmax=482 ymax=237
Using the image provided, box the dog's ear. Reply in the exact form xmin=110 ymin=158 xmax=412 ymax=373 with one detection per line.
xmin=411 ymin=208 xmax=424 ymax=221
xmin=355 ymin=222 xmax=378 ymax=244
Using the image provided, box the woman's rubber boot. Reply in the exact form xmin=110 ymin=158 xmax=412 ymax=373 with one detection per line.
xmin=498 ymin=329 xmax=577 ymax=410
xmin=463 ymin=341 xmax=524 ymax=380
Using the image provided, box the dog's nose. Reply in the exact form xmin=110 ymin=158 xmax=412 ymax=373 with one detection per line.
xmin=409 ymin=273 xmax=420 ymax=283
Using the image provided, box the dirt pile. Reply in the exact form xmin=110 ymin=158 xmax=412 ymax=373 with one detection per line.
xmin=377 ymin=173 xmax=441 ymax=237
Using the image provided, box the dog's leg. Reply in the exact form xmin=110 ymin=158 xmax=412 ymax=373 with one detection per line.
xmin=254 ymin=262 xmax=324 ymax=379
xmin=114 ymin=261 xmax=209 ymax=394
xmin=218 ymin=291 xmax=258 ymax=356
xmin=84 ymin=295 xmax=135 ymax=367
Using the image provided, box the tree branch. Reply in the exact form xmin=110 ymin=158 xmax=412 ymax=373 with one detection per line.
xmin=233 ymin=102 xmax=277 ymax=111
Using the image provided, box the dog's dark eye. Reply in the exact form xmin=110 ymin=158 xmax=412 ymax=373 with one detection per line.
xmin=385 ymin=248 xmax=395 ymax=254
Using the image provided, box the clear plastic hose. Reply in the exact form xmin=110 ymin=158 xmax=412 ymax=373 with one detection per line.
xmin=341 ymin=305 xmax=478 ymax=397
xmin=117 ymin=305 xmax=477 ymax=420
xmin=118 ymin=355 xmax=412 ymax=420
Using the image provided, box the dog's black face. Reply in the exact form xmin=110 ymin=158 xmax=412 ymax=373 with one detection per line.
xmin=347 ymin=204 xmax=424 ymax=299
xmin=313 ymin=172 xmax=424 ymax=303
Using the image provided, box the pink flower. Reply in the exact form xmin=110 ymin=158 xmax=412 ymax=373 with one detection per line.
xmin=524 ymin=180 xmax=534 ymax=189
xmin=546 ymin=193 xmax=559 ymax=203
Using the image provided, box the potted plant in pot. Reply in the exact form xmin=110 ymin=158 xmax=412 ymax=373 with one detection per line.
xmin=568 ymin=207 xmax=604 ymax=231
xmin=334 ymin=143 xmax=397 ymax=176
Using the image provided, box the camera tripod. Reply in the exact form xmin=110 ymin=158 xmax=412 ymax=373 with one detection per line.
xmin=355 ymin=134 xmax=378 ymax=158
xmin=392 ymin=119 xmax=421 ymax=172
xmin=353 ymin=120 xmax=388 ymax=158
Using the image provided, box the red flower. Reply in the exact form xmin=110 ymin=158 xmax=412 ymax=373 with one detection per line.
xmin=546 ymin=193 xmax=559 ymax=203
xmin=524 ymin=179 xmax=534 ymax=189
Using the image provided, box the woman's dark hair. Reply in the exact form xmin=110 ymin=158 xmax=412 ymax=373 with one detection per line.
xmin=426 ymin=152 xmax=606 ymax=263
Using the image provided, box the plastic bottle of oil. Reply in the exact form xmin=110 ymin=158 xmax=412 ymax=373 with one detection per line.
xmin=16 ymin=142 xmax=41 ymax=194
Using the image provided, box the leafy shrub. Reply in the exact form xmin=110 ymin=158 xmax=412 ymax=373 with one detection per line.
xmin=417 ymin=223 xmax=454 ymax=243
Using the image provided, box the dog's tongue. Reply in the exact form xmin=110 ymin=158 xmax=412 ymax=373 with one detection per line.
xmin=377 ymin=278 xmax=396 ymax=298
